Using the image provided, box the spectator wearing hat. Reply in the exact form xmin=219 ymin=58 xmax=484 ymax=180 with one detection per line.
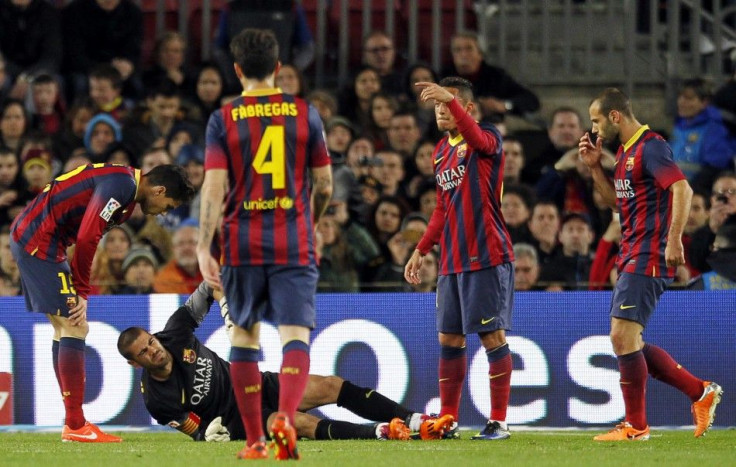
xmin=325 ymin=116 xmax=355 ymax=164
xmin=83 ymin=113 xmax=121 ymax=162
xmin=538 ymin=213 xmax=594 ymax=291
xmin=20 ymin=147 xmax=53 ymax=195
xmin=115 ymin=246 xmax=158 ymax=295
xmin=175 ymin=143 xmax=205 ymax=220
xmin=153 ymin=218 xmax=202 ymax=294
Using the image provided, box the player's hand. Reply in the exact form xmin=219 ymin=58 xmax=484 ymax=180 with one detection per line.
xmin=578 ymin=132 xmax=603 ymax=168
xmin=416 ymin=82 xmax=455 ymax=104
xmin=204 ymin=416 xmax=230 ymax=442
xmin=68 ymin=296 xmax=88 ymax=327
xmin=197 ymin=248 xmax=222 ymax=289
xmin=665 ymin=238 xmax=685 ymax=268
xmin=404 ymin=249 xmax=424 ymax=284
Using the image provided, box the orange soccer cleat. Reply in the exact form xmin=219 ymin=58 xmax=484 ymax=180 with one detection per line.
xmin=692 ymin=381 xmax=723 ymax=438
xmin=377 ymin=418 xmax=411 ymax=440
xmin=419 ymin=414 xmax=455 ymax=440
xmin=593 ymin=422 xmax=650 ymax=441
xmin=237 ymin=441 xmax=269 ymax=460
xmin=270 ymin=412 xmax=300 ymax=460
xmin=61 ymin=422 xmax=122 ymax=443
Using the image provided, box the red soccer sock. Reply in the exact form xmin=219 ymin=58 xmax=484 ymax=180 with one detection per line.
xmin=487 ymin=344 xmax=512 ymax=422
xmin=278 ymin=341 xmax=311 ymax=424
xmin=58 ymin=337 xmax=86 ymax=429
xmin=438 ymin=346 xmax=467 ymax=419
xmin=642 ymin=343 xmax=704 ymax=402
xmin=618 ymin=350 xmax=648 ymax=430
xmin=229 ymin=347 xmax=264 ymax=446
xmin=52 ymin=340 xmax=61 ymax=392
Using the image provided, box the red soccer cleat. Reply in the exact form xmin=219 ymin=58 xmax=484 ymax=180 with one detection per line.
xmin=270 ymin=412 xmax=300 ymax=460
xmin=237 ymin=441 xmax=269 ymax=460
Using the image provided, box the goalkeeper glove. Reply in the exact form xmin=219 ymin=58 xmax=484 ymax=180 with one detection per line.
xmin=204 ymin=416 xmax=231 ymax=442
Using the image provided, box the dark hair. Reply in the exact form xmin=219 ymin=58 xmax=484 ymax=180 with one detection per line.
xmin=404 ymin=62 xmax=438 ymax=98
xmin=438 ymin=76 xmax=474 ymax=102
xmin=148 ymin=78 xmax=179 ymax=99
xmin=549 ymin=106 xmax=583 ymax=128
xmin=102 ymin=141 xmax=135 ymax=164
xmin=0 ymin=145 xmax=15 ymax=158
xmin=31 ymin=73 xmax=57 ymax=86
xmin=143 ymin=164 xmax=196 ymax=203
xmin=692 ymin=189 xmax=712 ymax=210
xmin=593 ymin=88 xmax=634 ymax=119
xmin=90 ymin=63 xmax=123 ymax=90
xmin=680 ymin=77 xmax=713 ymax=101
xmin=230 ymin=28 xmax=279 ymax=81
xmin=117 ymin=327 xmax=146 ymax=360
xmin=503 ymin=183 xmax=536 ymax=209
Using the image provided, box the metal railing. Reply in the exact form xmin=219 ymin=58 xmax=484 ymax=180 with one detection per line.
xmin=57 ymin=0 xmax=736 ymax=92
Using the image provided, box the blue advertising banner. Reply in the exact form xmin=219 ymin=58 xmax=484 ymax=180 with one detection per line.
xmin=0 ymin=291 xmax=733 ymax=428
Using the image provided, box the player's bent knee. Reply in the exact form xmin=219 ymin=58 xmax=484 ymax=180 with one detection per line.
xmin=438 ymin=332 xmax=465 ymax=347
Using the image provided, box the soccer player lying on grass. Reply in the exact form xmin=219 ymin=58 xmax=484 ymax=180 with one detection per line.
xmin=117 ymin=282 xmax=454 ymax=442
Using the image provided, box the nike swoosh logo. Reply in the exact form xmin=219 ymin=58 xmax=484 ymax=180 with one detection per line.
xmin=481 ymin=317 xmax=495 ymax=325
xmin=438 ymin=378 xmax=450 ymax=382
xmin=66 ymin=432 xmax=98 ymax=440
xmin=614 ymin=160 xmax=619 ymax=166
xmin=489 ymin=372 xmax=507 ymax=380
xmin=619 ymin=304 xmax=636 ymax=310
xmin=365 ymin=390 xmax=375 ymax=399
xmin=434 ymin=156 xmax=445 ymax=165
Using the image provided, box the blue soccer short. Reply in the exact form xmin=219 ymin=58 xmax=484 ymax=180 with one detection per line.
xmin=10 ymin=238 xmax=79 ymax=317
xmin=436 ymin=263 xmax=514 ymax=335
xmin=610 ymin=271 xmax=672 ymax=327
xmin=221 ymin=264 xmax=318 ymax=330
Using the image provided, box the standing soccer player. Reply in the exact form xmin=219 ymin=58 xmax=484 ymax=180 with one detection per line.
xmin=196 ymin=29 xmax=332 ymax=460
xmin=10 ymin=163 xmax=194 ymax=442
xmin=579 ymin=88 xmax=722 ymax=441
xmin=404 ymin=78 xmax=515 ymax=441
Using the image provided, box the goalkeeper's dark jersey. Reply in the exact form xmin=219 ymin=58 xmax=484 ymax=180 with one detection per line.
xmin=140 ymin=283 xmax=243 ymax=440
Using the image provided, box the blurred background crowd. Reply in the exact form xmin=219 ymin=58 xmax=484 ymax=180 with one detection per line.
xmin=0 ymin=0 xmax=735 ymax=296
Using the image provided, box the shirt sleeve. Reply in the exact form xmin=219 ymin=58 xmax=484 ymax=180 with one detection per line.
xmin=307 ymin=105 xmax=331 ymax=168
xmin=643 ymin=138 xmax=686 ymax=190
xmin=448 ymin=99 xmax=501 ymax=156
xmin=205 ymin=110 xmax=229 ymax=171
xmin=70 ymin=175 xmax=136 ymax=299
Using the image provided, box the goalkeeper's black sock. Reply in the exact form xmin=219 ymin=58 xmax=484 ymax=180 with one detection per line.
xmin=314 ymin=419 xmax=376 ymax=440
xmin=336 ymin=380 xmax=412 ymax=422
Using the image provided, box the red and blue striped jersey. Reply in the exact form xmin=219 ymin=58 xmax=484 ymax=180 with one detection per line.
xmin=613 ymin=126 xmax=686 ymax=278
xmin=416 ymin=99 xmax=514 ymax=275
xmin=204 ymin=89 xmax=331 ymax=267
xmin=11 ymin=164 xmax=140 ymax=298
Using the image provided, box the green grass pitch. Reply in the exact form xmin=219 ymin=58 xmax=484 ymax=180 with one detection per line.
xmin=0 ymin=429 xmax=734 ymax=466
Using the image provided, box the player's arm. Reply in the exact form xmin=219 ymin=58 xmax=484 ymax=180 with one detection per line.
xmin=666 ymin=179 xmax=693 ymax=267
xmin=71 ymin=177 xmax=136 ymax=300
xmin=198 ymin=111 xmax=228 ymax=289
xmin=448 ymin=99 xmax=500 ymax=155
xmin=164 ymin=281 xmax=216 ymax=332
xmin=307 ymin=105 xmax=333 ymax=225
xmin=406 ymin=186 xmax=446 ymax=284
xmin=579 ymin=132 xmax=617 ymax=210
xmin=311 ymin=165 xmax=332 ymax=225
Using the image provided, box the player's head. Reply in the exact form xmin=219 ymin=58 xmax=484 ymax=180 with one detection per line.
xmin=434 ymin=77 xmax=475 ymax=132
xmin=588 ymin=88 xmax=633 ymax=143
xmin=230 ymin=28 xmax=280 ymax=81
xmin=117 ymin=326 xmax=172 ymax=370
xmin=139 ymin=164 xmax=195 ymax=215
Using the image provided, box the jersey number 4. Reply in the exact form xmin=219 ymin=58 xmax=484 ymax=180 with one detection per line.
xmin=252 ymin=126 xmax=286 ymax=190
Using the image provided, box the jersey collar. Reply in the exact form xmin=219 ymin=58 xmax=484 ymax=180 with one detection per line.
xmin=133 ymin=168 xmax=141 ymax=202
xmin=448 ymin=132 xmax=464 ymax=147
xmin=241 ymin=87 xmax=284 ymax=97
xmin=623 ymin=124 xmax=649 ymax=152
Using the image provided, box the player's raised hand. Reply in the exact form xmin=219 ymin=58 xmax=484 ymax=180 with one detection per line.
xmin=416 ymin=82 xmax=455 ymax=104
xmin=404 ymin=249 xmax=424 ymax=285
xmin=578 ymin=132 xmax=603 ymax=168
xmin=68 ymin=296 xmax=88 ymax=327
xmin=197 ymin=248 xmax=222 ymax=289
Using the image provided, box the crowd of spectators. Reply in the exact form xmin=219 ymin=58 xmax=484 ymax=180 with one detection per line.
xmin=0 ymin=0 xmax=734 ymax=296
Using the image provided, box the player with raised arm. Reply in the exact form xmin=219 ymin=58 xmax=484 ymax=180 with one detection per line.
xmin=10 ymin=163 xmax=194 ymax=443
xmin=116 ymin=282 xmax=430 ymax=443
xmin=579 ymin=87 xmax=722 ymax=441
xmin=404 ymin=77 xmax=515 ymax=441
xmin=196 ymin=28 xmax=333 ymax=460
